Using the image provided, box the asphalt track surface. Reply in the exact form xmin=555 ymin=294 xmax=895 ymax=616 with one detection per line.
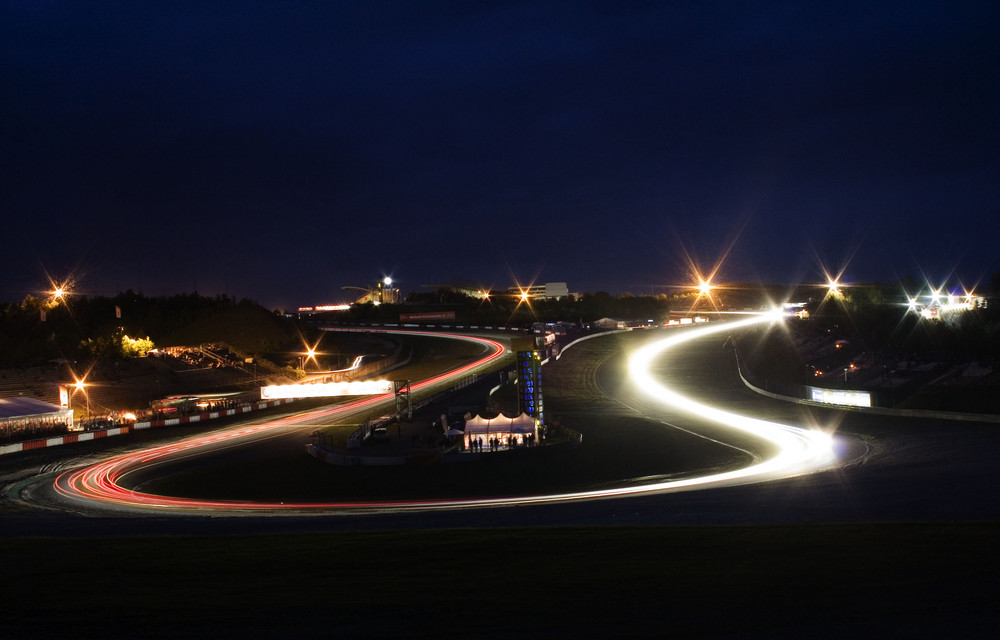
xmin=3 ymin=320 xmax=999 ymax=535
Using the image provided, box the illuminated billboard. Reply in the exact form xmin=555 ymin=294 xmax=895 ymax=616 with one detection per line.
xmin=261 ymin=380 xmax=393 ymax=400
xmin=809 ymin=386 xmax=871 ymax=408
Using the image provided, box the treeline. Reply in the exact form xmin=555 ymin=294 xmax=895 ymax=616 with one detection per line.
xmin=807 ymin=292 xmax=1000 ymax=365
xmin=334 ymin=290 xmax=676 ymax=326
xmin=745 ymin=269 xmax=1000 ymax=369
xmin=0 ymin=292 xmax=302 ymax=369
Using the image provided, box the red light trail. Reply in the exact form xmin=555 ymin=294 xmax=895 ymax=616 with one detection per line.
xmin=54 ymin=331 xmax=508 ymax=513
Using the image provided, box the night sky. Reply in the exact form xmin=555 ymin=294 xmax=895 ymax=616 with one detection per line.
xmin=3 ymin=1 xmax=998 ymax=309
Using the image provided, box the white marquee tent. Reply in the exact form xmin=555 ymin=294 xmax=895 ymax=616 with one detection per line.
xmin=462 ymin=413 xmax=537 ymax=449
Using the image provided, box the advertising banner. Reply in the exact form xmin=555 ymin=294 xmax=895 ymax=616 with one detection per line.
xmin=809 ymin=386 xmax=871 ymax=407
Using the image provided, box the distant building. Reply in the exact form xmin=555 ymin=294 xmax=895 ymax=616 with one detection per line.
xmin=507 ymin=282 xmax=569 ymax=300
xmin=593 ymin=317 xmax=627 ymax=330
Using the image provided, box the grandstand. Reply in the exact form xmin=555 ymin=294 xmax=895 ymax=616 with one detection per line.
xmin=0 ymin=396 xmax=73 ymax=444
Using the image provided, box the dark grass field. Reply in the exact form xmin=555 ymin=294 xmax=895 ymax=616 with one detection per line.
xmin=137 ymin=407 xmax=747 ymax=502
xmin=2 ymin=523 xmax=997 ymax=638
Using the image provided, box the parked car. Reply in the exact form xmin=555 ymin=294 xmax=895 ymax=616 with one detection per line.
xmin=81 ymin=418 xmax=114 ymax=431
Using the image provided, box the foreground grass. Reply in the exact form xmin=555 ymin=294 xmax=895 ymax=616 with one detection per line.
xmin=2 ymin=523 xmax=997 ymax=638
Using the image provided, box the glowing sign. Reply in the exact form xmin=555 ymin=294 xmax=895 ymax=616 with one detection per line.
xmin=809 ymin=386 xmax=871 ymax=407
xmin=261 ymin=380 xmax=393 ymax=400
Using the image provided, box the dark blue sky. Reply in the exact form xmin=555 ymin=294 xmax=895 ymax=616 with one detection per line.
xmin=3 ymin=1 xmax=998 ymax=309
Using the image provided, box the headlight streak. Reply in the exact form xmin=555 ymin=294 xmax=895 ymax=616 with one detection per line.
xmin=626 ymin=313 xmax=836 ymax=485
xmin=52 ymin=320 xmax=837 ymax=515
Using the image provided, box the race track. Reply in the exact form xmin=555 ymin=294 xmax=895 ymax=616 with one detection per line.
xmin=6 ymin=315 xmax=1000 ymax=532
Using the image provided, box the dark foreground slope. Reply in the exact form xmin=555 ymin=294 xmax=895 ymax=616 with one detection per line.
xmin=2 ymin=524 xmax=997 ymax=639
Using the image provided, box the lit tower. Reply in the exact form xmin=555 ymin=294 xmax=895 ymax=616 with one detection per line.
xmin=513 ymin=337 xmax=544 ymax=426
xmin=377 ymin=276 xmax=397 ymax=304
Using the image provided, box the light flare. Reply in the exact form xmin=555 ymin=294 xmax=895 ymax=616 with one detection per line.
xmin=697 ymin=278 xmax=713 ymax=298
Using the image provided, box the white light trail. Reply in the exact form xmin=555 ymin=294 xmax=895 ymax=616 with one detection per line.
xmin=626 ymin=313 xmax=836 ymax=485
xmin=261 ymin=379 xmax=393 ymax=399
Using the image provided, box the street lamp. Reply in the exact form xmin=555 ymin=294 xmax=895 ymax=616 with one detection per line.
xmin=299 ymin=337 xmax=322 ymax=372
xmin=382 ymin=276 xmax=395 ymax=304
xmin=48 ymin=277 xmax=73 ymax=304
xmin=73 ymin=379 xmax=89 ymax=417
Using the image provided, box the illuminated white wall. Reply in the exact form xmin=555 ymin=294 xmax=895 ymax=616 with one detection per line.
xmin=261 ymin=380 xmax=393 ymax=400
xmin=809 ymin=386 xmax=871 ymax=407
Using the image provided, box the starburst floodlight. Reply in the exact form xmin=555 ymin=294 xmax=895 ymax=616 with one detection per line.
xmin=697 ymin=279 xmax=713 ymax=297
xmin=49 ymin=280 xmax=74 ymax=303
xmin=766 ymin=306 xmax=787 ymax=322
xmin=299 ymin=336 xmax=323 ymax=370
xmin=44 ymin=271 xmax=77 ymax=303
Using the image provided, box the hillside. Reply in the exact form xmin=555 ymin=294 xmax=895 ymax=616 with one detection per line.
xmin=159 ymin=305 xmax=298 ymax=356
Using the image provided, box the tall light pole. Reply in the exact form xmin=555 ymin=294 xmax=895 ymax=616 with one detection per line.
xmin=382 ymin=276 xmax=393 ymax=304
xmin=74 ymin=379 xmax=89 ymax=417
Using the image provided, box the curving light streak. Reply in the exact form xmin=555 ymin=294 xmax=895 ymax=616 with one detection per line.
xmin=626 ymin=313 xmax=835 ymax=483
xmin=55 ymin=332 xmax=509 ymax=512
xmin=52 ymin=320 xmax=838 ymax=515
